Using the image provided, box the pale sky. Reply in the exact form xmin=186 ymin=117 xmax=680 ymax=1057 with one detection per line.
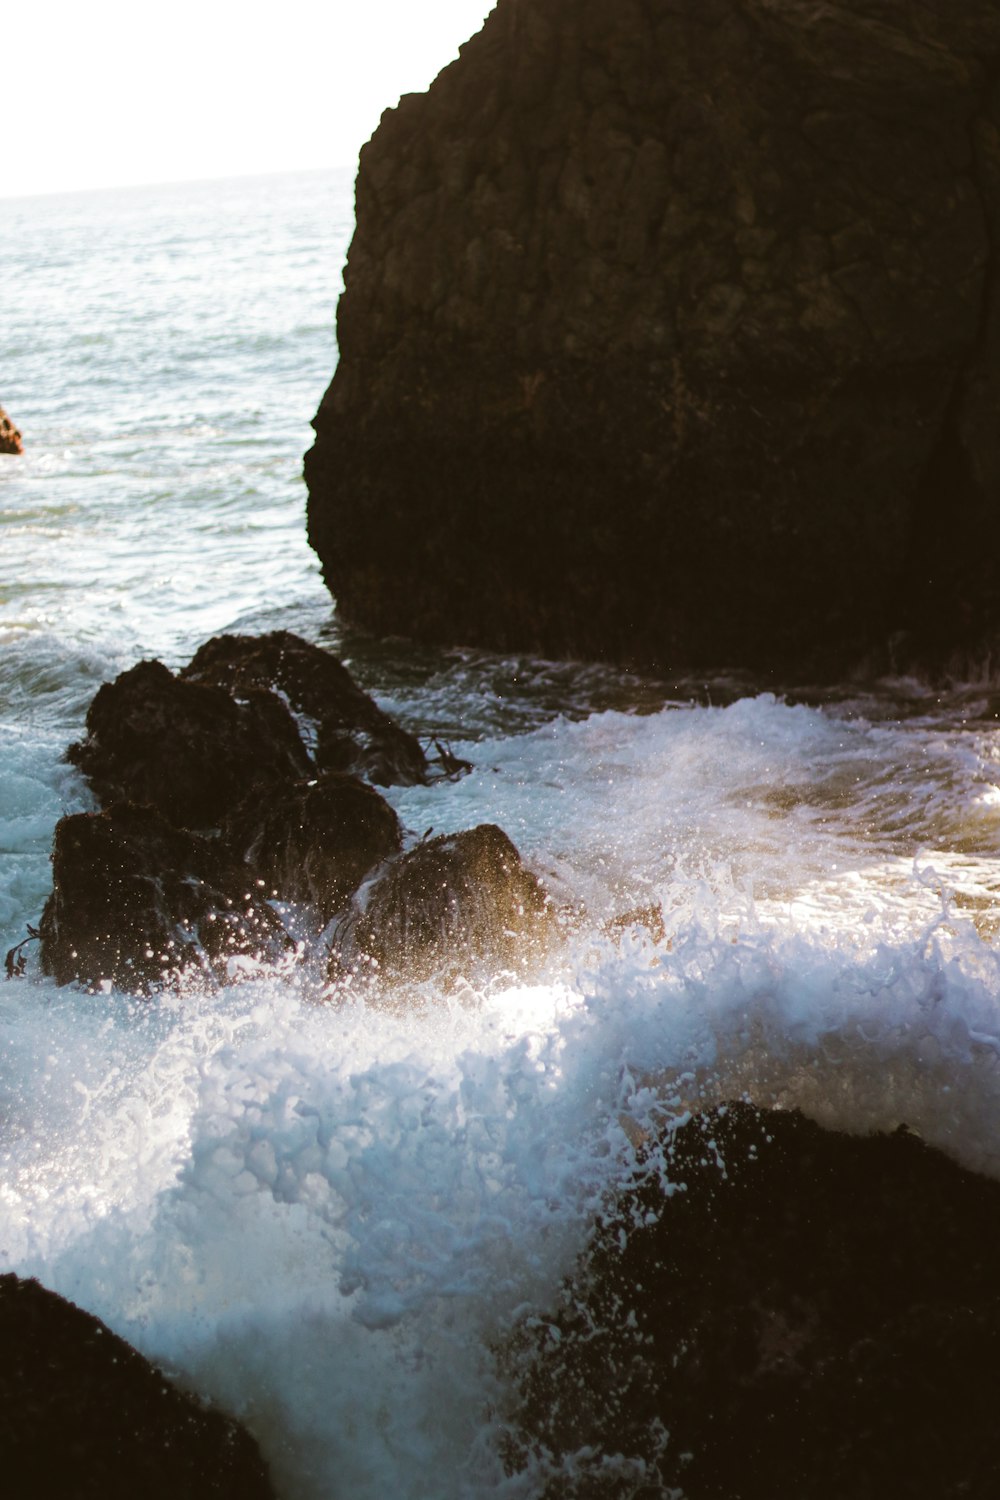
xmin=1 ymin=0 xmax=497 ymax=198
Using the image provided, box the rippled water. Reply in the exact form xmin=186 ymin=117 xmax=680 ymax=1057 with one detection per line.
xmin=3 ymin=171 xmax=1000 ymax=1499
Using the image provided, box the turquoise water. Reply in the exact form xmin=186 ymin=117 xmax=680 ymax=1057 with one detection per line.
xmin=3 ymin=170 xmax=1000 ymax=1499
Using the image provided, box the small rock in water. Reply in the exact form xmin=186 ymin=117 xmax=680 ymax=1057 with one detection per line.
xmin=347 ymin=823 xmax=554 ymax=984
xmin=183 ymin=629 xmax=431 ymax=787
xmin=39 ymin=801 xmax=289 ymax=992
xmin=507 ymin=1101 xmax=1000 ymax=1498
xmin=0 ymin=403 xmax=23 ymax=455
xmin=0 ymin=1273 xmax=274 ymax=1498
xmin=225 ymin=771 xmax=402 ymax=918
xmin=68 ymin=658 xmax=310 ymax=830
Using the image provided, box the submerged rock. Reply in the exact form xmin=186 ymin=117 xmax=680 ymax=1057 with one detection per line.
xmin=0 ymin=1273 xmax=274 ymax=1498
xmin=306 ymin=0 xmax=1000 ymax=675
xmin=224 ymin=772 xmax=402 ymax=919
xmin=183 ymin=629 xmax=430 ymax=786
xmin=0 ymin=403 xmax=22 ymax=455
xmin=349 ymin=823 xmax=553 ymax=983
xmin=39 ymin=802 xmax=288 ymax=991
xmin=67 ymin=658 xmax=311 ymax=830
xmin=508 ymin=1101 xmax=1000 ymax=1498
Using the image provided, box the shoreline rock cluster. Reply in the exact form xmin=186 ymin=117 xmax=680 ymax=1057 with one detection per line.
xmin=306 ymin=0 xmax=1000 ymax=679
xmin=37 ymin=630 xmax=554 ymax=995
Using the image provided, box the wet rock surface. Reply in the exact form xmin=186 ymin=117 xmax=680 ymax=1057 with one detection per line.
xmin=68 ymin=658 xmax=311 ymax=831
xmin=0 ymin=1273 xmax=274 ymax=1499
xmin=224 ymin=772 xmax=402 ymax=919
xmin=183 ymin=629 xmax=430 ymax=787
xmin=38 ymin=802 xmax=289 ymax=991
xmin=307 ymin=0 xmax=1000 ymax=676
xmin=0 ymin=403 xmax=22 ymax=455
xmin=350 ymin=823 xmax=554 ymax=983
xmin=508 ymin=1101 xmax=1000 ymax=1499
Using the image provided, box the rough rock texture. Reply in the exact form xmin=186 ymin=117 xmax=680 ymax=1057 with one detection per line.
xmin=68 ymin=659 xmax=311 ymax=830
xmin=184 ymin=630 xmax=430 ymax=787
xmin=349 ymin=823 xmax=553 ymax=982
xmin=0 ymin=403 xmax=22 ymax=455
xmin=307 ymin=0 xmax=1000 ymax=675
xmin=0 ymin=1273 xmax=274 ymax=1498
xmin=508 ymin=1102 xmax=1000 ymax=1499
xmin=224 ymin=772 xmax=402 ymax=918
xmin=39 ymin=802 xmax=289 ymax=990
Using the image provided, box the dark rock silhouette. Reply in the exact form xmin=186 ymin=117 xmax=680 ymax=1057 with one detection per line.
xmin=68 ymin=659 xmax=310 ymax=831
xmin=0 ymin=1273 xmax=274 ymax=1498
xmin=183 ymin=629 xmax=429 ymax=786
xmin=39 ymin=802 xmax=289 ymax=991
xmin=0 ymin=403 xmax=22 ymax=455
xmin=508 ymin=1101 xmax=1000 ymax=1498
xmin=306 ymin=0 xmax=1000 ymax=675
xmin=349 ymin=823 xmax=553 ymax=983
xmin=224 ymin=772 xmax=402 ymax=918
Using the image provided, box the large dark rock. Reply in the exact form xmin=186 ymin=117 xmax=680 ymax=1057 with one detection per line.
xmin=0 ymin=1273 xmax=274 ymax=1498
xmin=224 ymin=772 xmax=402 ymax=919
xmin=507 ymin=1102 xmax=1000 ymax=1498
xmin=183 ymin=630 xmax=430 ymax=787
xmin=306 ymin=0 xmax=1000 ymax=675
xmin=68 ymin=658 xmax=311 ymax=830
xmin=0 ymin=403 xmax=22 ymax=455
xmin=39 ymin=802 xmax=289 ymax=991
xmin=348 ymin=823 xmax=553 ymax=983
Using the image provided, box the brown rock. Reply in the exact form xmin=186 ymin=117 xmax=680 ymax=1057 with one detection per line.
xmin=349 ymin=823 xmax=553 ymax=983
xmin=67 ymin=658 xmax=310 ymax=831
xmin=306 ymin=0 xmax=1000 ymax=676
xmin=38 ymin=801 xmax=289 ymax=991
xmin=183 ymin=630 xmax=430 ymax=787
xmin=507 ymin=1102 xmax=1000 ymax=1498
xmin=224 ymin=772 xmax=402 ymax=919
xmin=0 ymin=1274 xmax=274 ymax=1498
xmin=0 ymin=403 xmax=22 ymax=455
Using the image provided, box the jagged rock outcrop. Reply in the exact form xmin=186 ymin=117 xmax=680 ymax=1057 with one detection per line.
xmin=183 ymin=630 xmax=430 ymax=787
xmin=0 ymin=1273 xmax=274 ymax=1498
xmin=346 ymin=823 xmax=554 ymax=983
xmin=507 ymin=1102 xmax=1000 ymax=1498
xmin=307 ymin=0 xmax=1000 ymax=675
xmin=0 ymin=404 xmax=22 ymax=455
xmin=39 ymin=802 xmax=290 ymax=990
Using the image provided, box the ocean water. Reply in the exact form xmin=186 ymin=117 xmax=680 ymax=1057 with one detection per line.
xmin=3 ymin=169 xmax=1000 ymax=1497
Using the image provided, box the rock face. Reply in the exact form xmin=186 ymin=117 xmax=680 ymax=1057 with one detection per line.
xmin=307 ymin=0 xmax=1000 ymax=674
xmin=0 ymin=1273 xmax=274 ymax=1498
xmin=0 ymin=403 xmax=22 ymax=455
xmin=349 ymin=823 xmax=553 ymax=982
xmin=39 ymin=802 xmax=289 ymax=990
xmin=507 ymin=1102 xmax=1000 ymax=1498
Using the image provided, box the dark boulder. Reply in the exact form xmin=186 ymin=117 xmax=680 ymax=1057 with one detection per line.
xmin=0 ymin=403 xmax=22 ymax=455
xmin=224 ymin=772 xmax=402 ymax=919
xmin=306 ymin=0 xmax=1000 ymax=676
xmin=38 ymin=802 xmax=288 ymax=991
xmin=183 ymin=630 xmax=430 ymax=786
xmin=68 ymin=658 xmax=310 ymax=830
xmin=349 ymin=823 xmax=553 ymax=983
xmin=507 ymin=1101 xmax=1000 ymax=1499
xmin=0 ymin=1273 xmax=274 ymax=1498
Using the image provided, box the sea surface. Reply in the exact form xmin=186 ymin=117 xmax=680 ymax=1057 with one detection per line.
xmin=3 ymin=169 xmax=1000 ymax=1498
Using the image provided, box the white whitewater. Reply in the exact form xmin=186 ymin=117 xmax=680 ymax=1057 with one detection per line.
xmin=2 ymin=171 xmax=1000 ymax=1499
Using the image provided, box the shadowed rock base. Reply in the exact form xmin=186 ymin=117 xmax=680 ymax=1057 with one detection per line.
xmin=0 ymin=1274 xmax=274 ymax=1499
xmin=507 ymin=1102 xmax=1000 ymax=1499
